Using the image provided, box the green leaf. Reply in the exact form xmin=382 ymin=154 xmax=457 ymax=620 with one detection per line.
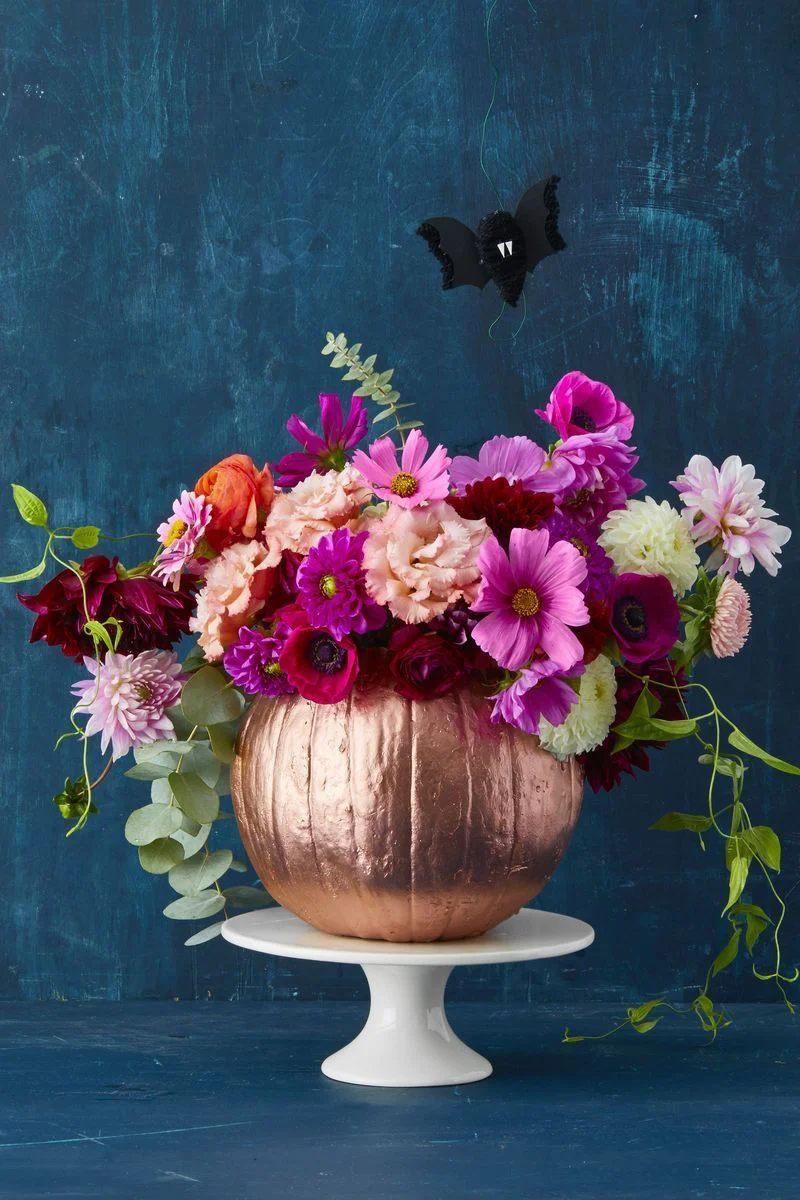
xmin=83 ymin=619 xmax=117 ymax=655
xmin=138 ymin=837 xmax=185 ymax=875
xmin=697 ymin=753 xmax=744 ymax=780
xmin=71 ymin=526 xmax=100 ymax=549
xmin=711 ymin=928 xmax=741 ymax=977
xmin=745 ymin=914 xmax=769 ymax=954
xmin=741 ymin=825 xmax=781 ymax=872
xmin=627 ymin=999 xmax=664 ymax=1024
xmin=208 ymin=723 xmax=238 ymax=766
xmin=168 ymin=772 xmax=220 ymax=824
xmin=725 ymin=835 xmax=751 ymax=871
xmin=221 ymin=886 xmax=272 ymax=909
xmin=163 ymin=892 xmax=226 ymax=921
xmin=180 ymin=666 xmax=245 ymax=726
xmin=173 ymin=822 xmax=212 ymax=859
xmin=151 ymin=778 xmax=173 ymax=804
xmin=728 ymin=729 xmax=800 ymax=775
xmin=124 ymin=759 xmax=177 ymax=781
xmin=562 ymin=1028 xmax=585 ymax=1043
xmin=728 ymin=901 xmax=769 ymax=920
xmin=184 ymin=921 xmax=225 ymax=947
xmin=187 ymin=743 xmax=222 ymax=789
xmin=135 ymin=740 xmax=197 ymax=761
xmin=723 ymin=855 xmax=750 ymax=915
xmin=124 ymin=804 xmax=183 ymax=846
xmin=650 ymin=812 xmax=713 ymax=833
xmin=11 ymin=483 xmax=48 ymax=527
xmin=228 ymin=858 xmax=248 ymax=873
xmin=0 ymin=554 xmax=48 ymax=584
xmin=632 ymin=1019 xmax=662 ymax=1034
xmin=613 ymin=714 xmax=697 ymax=742
xmin=169 ymin=848 xmax=233 ymax=896
xmin=178 ymin=644 xmax=209 ymax=677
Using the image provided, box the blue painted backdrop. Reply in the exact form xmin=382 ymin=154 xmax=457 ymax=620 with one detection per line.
xmin=1 ymin=0 xmax=797 ymax=1004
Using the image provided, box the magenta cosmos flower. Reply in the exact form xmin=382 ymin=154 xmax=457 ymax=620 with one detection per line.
xmin=536 ymin=371 xmax=634 ymax=441
xmin=450 ymin=435 xmax=573 ymax=495
xmin=71 ymin=649 xmax=184 ymax=760
xmin=609 ymin=573 xmax=680 ymax=664
xmin=274 ymin=393 xmax=369 ymax=487
xmin=352 ymin=428 xmax=451 ymax=507
xmin=295 ymin=528 xmax=384 ymax=639
xmin=472 ymin=528 xmax=589 ymax=671
xmin=223 ymin=625 xmax=295 ymax=696
xmin=671 ymin=454 xmax=791 ymax=577
xmin=153 ymin=490 xmax=212 ymax=588
xmin=491 ymin=658 xmax=579 ymax=735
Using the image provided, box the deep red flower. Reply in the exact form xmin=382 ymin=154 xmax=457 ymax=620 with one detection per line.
xmin=18 ymin=555 xmax=196 ymax=662
xmin=580 ymin=658 xmax=687 ymax=792
xmin=388 ymin=627 xmax=469 ymax=700
xmin=447 ymin=477 xmax=554 ymax=549
xmin=610 ymin=573 xmax=680 ymax=663
xmin=279 ymin=621 xmax=359 ymax=704
xmin=576 ymin=598 xmax=611 ymax=665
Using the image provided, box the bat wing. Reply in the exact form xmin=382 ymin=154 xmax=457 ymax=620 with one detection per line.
xmin=514 ymin=175 xmax=566 ymax=274
xmin=417 ymin=217 xmax=490 ymax=290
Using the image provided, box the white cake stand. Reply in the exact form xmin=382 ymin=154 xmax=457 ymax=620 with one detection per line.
xmin=222 ymin=906 xmax=594 ymax=1088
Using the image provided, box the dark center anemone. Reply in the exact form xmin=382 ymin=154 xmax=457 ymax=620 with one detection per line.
xmin=613 ymin=595 xmax=648 ymax=641
xmin=570 ymin=407 xmax=597 ymax=433
xmin=307 ymin=631 xmax=347 ymax=675
xmin=391 ymin=472 xmax=417 ymax=498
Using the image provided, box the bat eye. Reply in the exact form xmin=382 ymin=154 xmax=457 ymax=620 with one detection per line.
xmin=496 ymin=241 xmax=514 ymax=258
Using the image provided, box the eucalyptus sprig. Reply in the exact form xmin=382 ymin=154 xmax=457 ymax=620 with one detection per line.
xmin=321 ymin=331 xmax=422 ymax=446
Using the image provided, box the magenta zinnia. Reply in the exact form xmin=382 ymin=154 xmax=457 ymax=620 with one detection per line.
xmin=273 ymin=393 xmax=369 ymax=487
xmin=472 ymin=528 xmax=589 ymax=671
xmin=352 ymin=428 xmax=451 ymax=508
xmin=71 ymin=649 xmax=184 ymax=760
xmin=295 ymin=528 xmax=384 ymax=639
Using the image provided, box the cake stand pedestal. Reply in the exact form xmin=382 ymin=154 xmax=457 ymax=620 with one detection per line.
xmin=222 ymin=906 xmax=594 ymax=1088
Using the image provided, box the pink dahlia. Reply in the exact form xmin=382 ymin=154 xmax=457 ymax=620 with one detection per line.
xmin=710 ymin=576 xmax=752 ymax=659
xmin=491 ymin=659 xmax=579 ymax=735
xmin=153 ymin=490 xmax=212 ymax=588
xmin=450 ymin=435 xmax=573 ymax=495
xmin=536 ymin=371 xmax=634 ymax=441
xmin=352 ymin=429 xmax=451 ymax=508
xmin=671 ymin=454 xmax=791 ymax=577
xmin=295 ymin=528 xmax=384 ymax=639
xmin=550 ymin=429 xmax=644 ymax=528
xmin=609 ymin=573 xmax=680 ymax=664
xmin=71 ymin=649 xmax=184 ymax=760
xmin=274 ymin=393 xmax=369 ymax=487
xmin=472 ymin=528 xmax=589 ymax=671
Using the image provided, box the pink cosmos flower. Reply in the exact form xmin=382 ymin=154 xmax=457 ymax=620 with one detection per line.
xmin=710 ymin=576 xmax=752 ymax=658
xmin=352 ymin=429 xmax=451 ymax=508
xmin=274 ymin=394 xmax=369 ymax=487
xmin=152 ymin=490 xmax=212 ymax=589
xmin=71 ymin=649 xmax=184 ymax=760
xmin=491 ymin=658 xmax=579 ymax=735
xmin=472 ymin=528 xmax=589 ymax=671
xmin=550 ymin=430 xmax=644 ymax=528
xmin=450 ymin=435 xmax=574 ymax=495
xmin=671 ymin=454 xmax=792 ymax=577
xmin=536 ymin=371 xmax=634 ymax=441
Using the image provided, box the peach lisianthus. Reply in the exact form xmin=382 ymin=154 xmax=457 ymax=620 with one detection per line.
xmin=362 ymin=501 xmax=490 ymax=624
xmin=263 ymin=465 xmax=372 ymax=557
xmin=189 ymin=540 xmax=279 ymax=661
xmin=195 ymin=453 xmax=275 ymax=551
xmin=710 ymin=576 xmax=752 ymax=659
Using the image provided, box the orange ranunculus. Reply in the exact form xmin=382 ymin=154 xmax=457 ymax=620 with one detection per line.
xmin=194 ymin=453 xmax=275 ymax=551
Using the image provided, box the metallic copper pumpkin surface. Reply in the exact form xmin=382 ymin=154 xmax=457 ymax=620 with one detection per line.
xmin=231 ymin=682 xmax=584 ymax=942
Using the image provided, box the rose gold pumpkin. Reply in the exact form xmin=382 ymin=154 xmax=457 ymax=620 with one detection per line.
xmin=231 ymin=682 xmax=584 ymax=942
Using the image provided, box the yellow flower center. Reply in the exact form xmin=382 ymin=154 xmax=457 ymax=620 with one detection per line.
xmin=390 ymin=472 xmax=418 ymax=498
xmin=164 ymin=518 xmax=188 ymax=547
xmin=319 ymin=574 xmax=338 ymax=599
xmin=569 ymin=535 xmax=589 ymax=557
xmin=511 ymin=587 xmax=541 ymax=617
xmin=262 ymin=662 xmax=283 ymax=677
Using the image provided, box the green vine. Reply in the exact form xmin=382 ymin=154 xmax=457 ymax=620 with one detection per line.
xmin=321 ymin=331 xmax=422 ymax=446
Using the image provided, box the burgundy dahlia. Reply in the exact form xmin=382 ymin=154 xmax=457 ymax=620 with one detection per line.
xmin=447 ymin=477 xmax=554 ymax=549
xmin=18 ymin=555 xmax=195 ymax=662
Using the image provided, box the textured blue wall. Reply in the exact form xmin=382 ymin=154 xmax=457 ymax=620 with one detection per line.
xmin=1 ymin=0 xmax=797 ymax=1004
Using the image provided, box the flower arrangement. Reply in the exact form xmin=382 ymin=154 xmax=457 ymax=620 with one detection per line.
xmin=2 ymin=333 xmax=796 ymax=1032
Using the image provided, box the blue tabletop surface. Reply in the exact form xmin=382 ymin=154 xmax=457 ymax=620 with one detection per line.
xmin=0 ymin=1001 xmax=796 ymax=1198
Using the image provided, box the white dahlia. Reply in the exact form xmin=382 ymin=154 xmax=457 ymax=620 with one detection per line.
xmin=538 ymin=655 xmax=617 ymax=760
xmin=598 ymin=496 xmax=699 ymax=595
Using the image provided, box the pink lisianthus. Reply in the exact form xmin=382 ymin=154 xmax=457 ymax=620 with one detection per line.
xmin=352 ymin=428 xmax=451 ymax=508
xmin=71 ymin=649 xmax=184 ymax=760
xmin=536 ymin=371 xmax=634 ymax=441
xmin=189 ymin=540 xmax=279 ymax=661
xmin=671 ymin=454 xmax=791 ymax=577
xmin=490 ymin=659 xmax=579 ymax=735
xmin=550 ymin=429 xmax=644 ymax=528
xmin=273 ymin=393 xmax=369 ymax=487
xmin=710 ymin=576 xmax=751 ymax=658
xmin=263 ymin=465 xmax=372 ymax=558
xmin=152 ymin=490 xmax=212 ymax=589
xmin=472 ymin=528 xmax=589 ymax=671
xmin=362 ymin=501 xmax=489 ymax=624
xmin=450 ymin=435 xmax=574 ymax=495
xmin=609 ymin=573 xmax=680 ymax=664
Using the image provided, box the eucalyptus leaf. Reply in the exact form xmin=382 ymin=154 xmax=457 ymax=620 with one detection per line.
xmin=138 ymin=837 xmax=185 ymax=875
xmin=151 ymin=777 xmax=173 ymax=805
xmin=184 ymin=921 xmax=225 ymax=947
xmin=12 ymin=483 xmax=48 ymax=527
xmin=173 ymin=822 xmax=212 ymax=859
xmin=163 ymin=891 xmax=226 ymax=920
xmin=125 ymin=760 xmax=176 ymax=781
xmin=181 ymin=666 xmax=245 ymax=726
xmin=169 ymin=849 xmax=233 ymax=896
xmin=135 ymin=741 xmax=197 ymax=762
xmin=208 ymin=723 xmax=238 ymax=766
xmin=728 ymin=729 xmax=800 ymax=775
xmin=169 ymin=772 xmax=220 ymax=824
xmin=165 ymin=703 xmax=196 ymax=738
xmin=222 ymin=886 xmax=272 ymax=909
xmin=124 ymin=804 xmax=183 ymax=847
xmin=228 ymin=858 xmax=248 ymax=873
xmin=188 ymin=744 xmax=222 ymax=789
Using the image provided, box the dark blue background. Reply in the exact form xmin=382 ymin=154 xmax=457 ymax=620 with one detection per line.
xmin=1 ymin=0 xmax=797 ymax=1005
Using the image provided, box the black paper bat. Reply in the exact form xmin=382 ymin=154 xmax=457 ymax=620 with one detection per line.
xmin=417 ymin=175 xmax=565 ymax=307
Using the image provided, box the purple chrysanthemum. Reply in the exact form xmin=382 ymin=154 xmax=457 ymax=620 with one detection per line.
xmin=544 ymin=512 xmax=615 ymax=601
xmin=295 ymin=528 xmax=384 ymax=640
xmin=274 ymin=394 xmax=369 ymax=487
xmin=223 ymin=625 xmax=295 ymax=697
